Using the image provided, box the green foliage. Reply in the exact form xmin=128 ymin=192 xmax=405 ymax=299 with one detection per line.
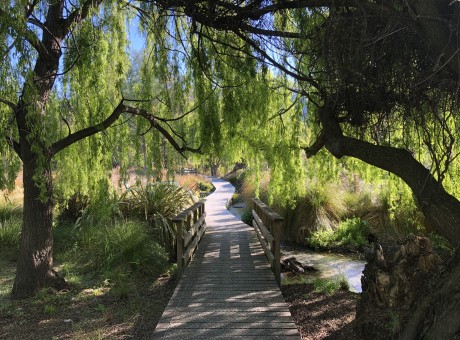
xmin=282 ymin=274 xmax=308 ymax=286
xmin=311 ymin=276 xmax=349 ymax=295
xmin=69 ymin=220 xmax=169 ymax=277
xmin=429 ymin=232 xmax=455 ymax=257
xmin=241 ymin=209 xmax=253 ymax=226
xmin=307 ymin=218 xmax=370 ymax=250
xmin=198 ymin=181 xmax=214 ymax=193
xmin=119 ymin=183 xmax=195 ymax=259
xmin=337 ymin=274 xmax=350 ymax=291
xmin=44 ymin=304 xmax=56 ymax=316
xmin=0 ymin=204 xmax=22 ymax=254
xmin=57 ymin=192 xmax=89 ymax=223
xmin=312 ymin=277 xmax=338 ymax=295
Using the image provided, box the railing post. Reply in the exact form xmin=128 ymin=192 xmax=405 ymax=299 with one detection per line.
xmin=273 ymin=219 xmax=282 ymax=287
xmin=176 ymin=220 xmax=184 ymax=278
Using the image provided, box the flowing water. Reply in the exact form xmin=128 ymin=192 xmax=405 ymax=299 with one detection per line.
xmin=228 ymin=202 xmax=366 ymax=293
xmin=281 ymin=245 xmax=366 ymax=293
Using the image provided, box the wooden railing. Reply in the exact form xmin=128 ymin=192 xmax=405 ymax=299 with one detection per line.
xmin=172 ymin=201 xmax=206 ymax=278
xmin=252 ymin=198 xmax=283 ymax=287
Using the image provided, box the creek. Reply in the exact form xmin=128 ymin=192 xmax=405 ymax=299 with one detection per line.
xmin=228 ymin=203 xmax=366 ymax=293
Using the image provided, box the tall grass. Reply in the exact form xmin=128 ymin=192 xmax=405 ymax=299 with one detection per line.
xmin=119 ymin=183 xmax=195 ymax=259
xmin=54 ymin=181 xmax=194 ymax=281
xmin=234 ymin=169 xmax=427 ymax=248
xmin=307 ymin=217 xmax=370 ymax=250
xmin=73 ymin=220 xmax=169 ymax=276
xmin=0 ymin=204 xmax=22 ymax=258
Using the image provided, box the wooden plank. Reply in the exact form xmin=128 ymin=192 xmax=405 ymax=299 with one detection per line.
xmin=252 ymin=198 xmax=284 ymax=222
xmin=252 ymin=210 xmax=274 ymax=243
xmin=252 ymin=219 xmax=275 ymax=264
xmin=183 ymin=232 xmax=199 ymax=265
xmin=183 ymin=213 xmax=206 ymax=245
xmin=154 ymin=179 xmax=299 ymax=340
xmin=172 ymin=201 xmax=205 ymax=222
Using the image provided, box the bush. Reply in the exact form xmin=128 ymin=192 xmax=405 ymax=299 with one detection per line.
xmin=241 ymin=209 xmax=253 ymax=225
xmin=119 ymin=183 xmax=195 ymax=260
xmin=74 ymin=220 xmax=169 ymax=276
xmin=307 ymin=217 xmax=370 ymax=250
xmin=57 ymin=192 xmax=89 ymax=223
xmin=198 ymin=181 xmax=214 ymax=193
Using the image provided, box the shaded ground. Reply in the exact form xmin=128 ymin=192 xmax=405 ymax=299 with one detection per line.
xmin=1 ymin=257 xmax=361 ymax=339
xmin=282 ymin=281 xmax=360 ymax=340
xmin=0 ymin=259 xmax=177 ymax=340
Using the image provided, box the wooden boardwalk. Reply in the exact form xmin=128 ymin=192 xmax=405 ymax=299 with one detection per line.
xmin=153 ymin=178 xmax=300 ymax=339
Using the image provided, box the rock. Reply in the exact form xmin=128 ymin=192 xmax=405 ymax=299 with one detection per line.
xmin=281 ymin=256 xmax=317 ymax=273
xmin=356 ymin=236 xmax=444 ymax=338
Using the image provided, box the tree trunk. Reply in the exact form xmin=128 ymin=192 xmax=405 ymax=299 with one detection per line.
xmin=400 ymin=262 xmax=460 ymax=339
xmin=11 ymin=2 xmax=66 ymax=298
xmin=319 ymin=109 xmax=460 ymax=248
xmin=210 ymin=163 xmax=219 ymax=176
xmin=318 ymin=109 xmax=460 ymax=338
xmin=11 ymin=148 xmax=59 ymax=299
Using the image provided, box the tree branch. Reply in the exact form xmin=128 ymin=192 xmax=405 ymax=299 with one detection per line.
xmin=51 ymin=101 xmax=125 ymax=156
xmin=51 ymin=100 xmax=201 ymax=157
xmin=0 ymin=99 xmax=18 ymax=112
xmin=63 ymin=0 xmax=104 ymax=35
xmin=303 ymin=130 xmax=325 ymax=157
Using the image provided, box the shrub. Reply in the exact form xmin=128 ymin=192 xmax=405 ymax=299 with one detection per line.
xmin=241 ymin=209 xmax=253 ymax=225
xmin=119 ymin=183 xmax=195 ymax=260
xmin=198 ymin=181 xmax=214 ymax=193
xmin=307 ymin=217 xmax=370 ymax=250
xmin=75 ymin=220 xmax=169 ymax=276
xmin=57 ymin=192 xmax=89 ymax=223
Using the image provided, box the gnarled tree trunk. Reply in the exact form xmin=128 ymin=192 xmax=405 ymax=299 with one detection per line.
xmin=316 ymin=110 xmax=460 ymax=339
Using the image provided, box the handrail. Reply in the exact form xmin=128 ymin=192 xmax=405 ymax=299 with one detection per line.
xmin=252 ymin=198 xmax=283 ymax=287
xmin=172 ymin=200 xmax=206 ymax=278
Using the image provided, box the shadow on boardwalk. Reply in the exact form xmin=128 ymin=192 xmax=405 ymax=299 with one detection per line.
xmin=153 ymin=178 xmax=300 ymax=339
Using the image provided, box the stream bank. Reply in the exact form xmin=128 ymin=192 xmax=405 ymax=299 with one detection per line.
xmin=228 ymin=202 xmax=367 ymax=293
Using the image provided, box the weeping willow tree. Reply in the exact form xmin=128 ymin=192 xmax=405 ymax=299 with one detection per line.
xmin=141 ymin=1 xmax=460 ymax=338
xmin=0 ymin=1 xmax=205 ymax=299
xmin=0 ymin=0 xmax=299 ymax=299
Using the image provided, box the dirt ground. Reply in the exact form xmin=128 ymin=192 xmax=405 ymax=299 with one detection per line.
xmin=282 ymin=282 xmax=360 ymax=340
xmin=1 ymin=260 xmax=360 ymax=339
xmin=0 ymin=260 xmax=177 ymax=340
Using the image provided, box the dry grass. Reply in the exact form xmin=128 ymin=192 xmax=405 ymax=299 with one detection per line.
xmin=0 ymin=171 xmax=24 ymax=206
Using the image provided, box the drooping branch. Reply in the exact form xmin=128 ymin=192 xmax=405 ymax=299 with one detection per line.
xmin=122 ymin=105 xmax=202 ymax=156
xmin=51 ymin=100 xmax=201 ymax=157
xmin=5 ymin=137 xmax=21 ymax=159
xmin=0 ymin=8 xmax=52 ymax=60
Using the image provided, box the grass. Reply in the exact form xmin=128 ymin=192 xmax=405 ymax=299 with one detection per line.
xmin=311 ymin=275 xmax=350 ymax=295
xmin=282 ymin=274 xmax=309 ymax=286
xmin=0 ymin=176 xmax=187 ymax=339
xmin=1 ymin=207 xmax=178 ymax=339
xmin=0 ymin=258 xmax=177 ymax=339
xmin=307 ymin=217 xmax=370 ymax=250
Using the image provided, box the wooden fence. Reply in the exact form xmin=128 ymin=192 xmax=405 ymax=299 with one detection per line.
xmin=172 ymin=201 xmax=206 ymax=277
xmin=252 ymin=198 xmax=284 ymax=286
